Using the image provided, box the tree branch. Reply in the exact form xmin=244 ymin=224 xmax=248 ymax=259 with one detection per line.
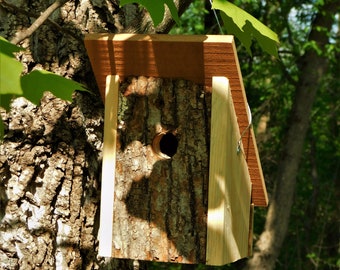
xmin=123 ymin=0 xmax=193 ymax=34
xmin=0 ymin=0 xmax=82 ymax=43
xmin=9 ymin=0 xmax=68 ymax=44
xmin=155 ymin=0 xmax=193 ymax=33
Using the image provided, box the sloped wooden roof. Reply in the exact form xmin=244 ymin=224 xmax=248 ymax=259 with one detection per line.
xmin=84 ymin=34 xmax=268 ymax=207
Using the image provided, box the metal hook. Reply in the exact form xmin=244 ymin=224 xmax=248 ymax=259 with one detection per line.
xmin=237 ymin=104 xmax=252 ymax=155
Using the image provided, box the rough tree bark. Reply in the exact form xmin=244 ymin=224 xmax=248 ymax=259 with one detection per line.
xmin=244 ymin=1 xmax=338 ymax=269
xmin=0 ymin=0 xmax=191 ymax=269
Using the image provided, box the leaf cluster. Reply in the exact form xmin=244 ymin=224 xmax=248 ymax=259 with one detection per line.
xmin=120 ymin=0 xmax=279 ymax=57
xmin=0 ymin=36 xmax=87 ymax=141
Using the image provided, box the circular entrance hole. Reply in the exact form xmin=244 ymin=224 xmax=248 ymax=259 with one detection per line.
xmin=152 ymin=132 xmax=178 ymax=159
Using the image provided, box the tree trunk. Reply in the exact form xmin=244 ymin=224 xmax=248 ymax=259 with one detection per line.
xmin=0 ymin=93 xmax=102 ymax=269
xmin=244 ymin=1 xmax=337 ymax=269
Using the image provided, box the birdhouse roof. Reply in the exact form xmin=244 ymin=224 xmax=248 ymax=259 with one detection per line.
xmin=84 ymin=34 xmax=268 ymax=206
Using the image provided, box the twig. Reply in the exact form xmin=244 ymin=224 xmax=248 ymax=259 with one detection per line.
xmin=0 ymin=0 xmax=82 ymax=43
xmin=10 ymin=0 xmax=68 ymax=45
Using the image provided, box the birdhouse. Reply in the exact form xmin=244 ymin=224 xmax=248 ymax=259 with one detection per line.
xmin=84 ymin=34 xmax=268 ymax=266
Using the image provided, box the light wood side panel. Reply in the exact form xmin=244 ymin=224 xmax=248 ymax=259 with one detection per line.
xmin=98 ymin=75 xmax=119 ymax=257
xmin=206 ymin=77 xmax=252 ymax=265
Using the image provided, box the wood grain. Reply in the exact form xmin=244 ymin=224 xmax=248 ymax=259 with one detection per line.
xmin=206 ymin=77 xmax=252 ymax=265
xmin=98 ymin=75 xmax=119 ymax=257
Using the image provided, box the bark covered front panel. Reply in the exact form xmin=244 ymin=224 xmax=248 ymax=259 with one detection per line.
xmin=108 ymin=77 xmax=211 ymax=264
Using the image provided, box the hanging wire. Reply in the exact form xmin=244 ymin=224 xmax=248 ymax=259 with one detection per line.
xmin=209 ymin=0 xmax=224 ymax=34
xmin=208 ymin=1 xmax=253 ymax=158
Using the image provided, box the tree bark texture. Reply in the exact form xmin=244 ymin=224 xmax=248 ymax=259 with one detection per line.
xmin=112 ymin=77 xmax=210 ymax=264
xmin=244 ymin=1 xmax=338 ymax=269
xmin=0 ymin=93 xmax=102 ymax=269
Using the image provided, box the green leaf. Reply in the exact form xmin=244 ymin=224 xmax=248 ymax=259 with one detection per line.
xmin=120 ymin=0 xmax=180 ymax=26
xmin=21 ymin=70 xmax=88 ymax=105
xmin=0 ymin=94 xmax=16 ymax=111
xmin=0 ymin=36 xmax=24 ymax=96
xmin=212 ymin=0 xmax=279 ymax=57
xmin=0 ymin=36 xmax=23 ymax=56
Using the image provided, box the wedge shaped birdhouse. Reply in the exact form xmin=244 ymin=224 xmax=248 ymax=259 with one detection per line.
xmin=84 ymin=34 xmax=268 ymax=266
